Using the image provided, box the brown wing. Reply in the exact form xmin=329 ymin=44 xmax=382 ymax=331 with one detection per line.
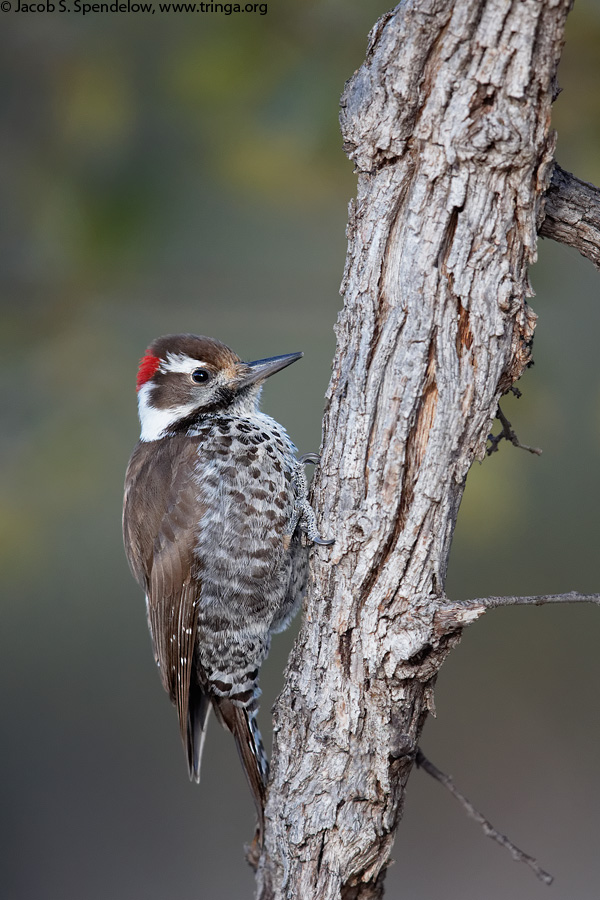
xmin=123 ymin=437 xmax=207 ymax=758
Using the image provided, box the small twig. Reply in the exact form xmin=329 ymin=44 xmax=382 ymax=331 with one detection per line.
xmin=466 ymin=591 xmax=600 ymax=610
xmin=487 ymin=404 xmax=542 ymax=456
xmin=435 ymin=591 xmax=600 ymax=642
xmin=415 ymin=749 xmax=554 ymax=886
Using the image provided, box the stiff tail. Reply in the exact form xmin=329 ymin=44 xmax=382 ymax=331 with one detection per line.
xmin=185 ymin=680 xmax=212 ymax=783
xmin=215 ymin=697 xmax=268 ymax=841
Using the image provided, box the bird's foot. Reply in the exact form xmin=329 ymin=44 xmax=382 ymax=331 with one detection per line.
xmin=291 ymin=457 xmax=335 ymax=547
xmin=299 ymin=500 xmax=335 ymax=546
xmin=244 ymin=823 xmax=263 ymax=871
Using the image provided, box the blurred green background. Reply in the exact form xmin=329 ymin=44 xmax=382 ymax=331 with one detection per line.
xmin=1 ymin=2 xmax=599 ymax=899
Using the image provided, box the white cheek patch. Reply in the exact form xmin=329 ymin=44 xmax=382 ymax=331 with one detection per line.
xmin=137 ymin=383 xmax=199 ymax=442
xmin=160 ymin=353 xmax=209 ymax=375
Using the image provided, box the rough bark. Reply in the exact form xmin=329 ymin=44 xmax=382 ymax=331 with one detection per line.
xmin=255 ymin=1 xmax=573 ymax=898
xmin=540 ymin=163 xmax=600 ymax=269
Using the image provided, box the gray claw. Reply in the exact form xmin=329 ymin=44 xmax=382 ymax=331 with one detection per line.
xmin=298 ymin=453 xmax=321 ymax=465
xmin=311 ymin=535 xmax=335 ymax=546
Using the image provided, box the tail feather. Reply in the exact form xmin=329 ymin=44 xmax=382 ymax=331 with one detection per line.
xmin=178 ymin=667 xmax=269 ymax=848
xmin=185 ymin=681 xmax=212 ymax=783
xmin=215 ymin=697 xmax=268 ymax=841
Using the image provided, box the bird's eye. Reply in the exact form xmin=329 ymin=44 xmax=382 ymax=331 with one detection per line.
xmin=191 ymin=368 xmax=211 ymax=384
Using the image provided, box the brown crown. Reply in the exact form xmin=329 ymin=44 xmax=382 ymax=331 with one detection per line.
xmin=147 ymin=334 xmax=241 ymax=369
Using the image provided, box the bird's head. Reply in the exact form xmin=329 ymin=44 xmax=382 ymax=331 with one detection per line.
xmin=135 ymin=334 xmax=303 ymax=441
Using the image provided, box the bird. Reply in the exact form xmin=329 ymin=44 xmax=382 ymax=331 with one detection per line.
xmin=122 ymin=333 xmax=332 ymax=846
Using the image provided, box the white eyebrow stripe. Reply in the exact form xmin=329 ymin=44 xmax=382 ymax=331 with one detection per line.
xmin=160 ymin=353 xmax=209 ymax=375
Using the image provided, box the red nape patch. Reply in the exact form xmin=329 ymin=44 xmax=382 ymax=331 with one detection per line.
xmin=136 ymin=353 xmax=161 ymax=391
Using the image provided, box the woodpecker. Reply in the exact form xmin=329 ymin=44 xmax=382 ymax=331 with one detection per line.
xmin=122 ymin=333 xmax=332 ymax=843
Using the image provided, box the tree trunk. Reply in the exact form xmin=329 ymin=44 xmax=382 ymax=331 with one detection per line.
xmin=255 ymin=0 xmax=573 ymax=897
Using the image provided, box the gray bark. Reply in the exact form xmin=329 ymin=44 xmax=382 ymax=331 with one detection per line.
xmin=255 ymin=1 xmax=576 ymax=897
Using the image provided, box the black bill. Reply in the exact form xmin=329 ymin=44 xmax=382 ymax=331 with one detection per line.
xmin=239 ymin=351 xmax=304 ymax=387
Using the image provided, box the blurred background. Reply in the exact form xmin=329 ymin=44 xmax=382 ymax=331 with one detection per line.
xmin=1 ymin=2 xmax=599 ymax=899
